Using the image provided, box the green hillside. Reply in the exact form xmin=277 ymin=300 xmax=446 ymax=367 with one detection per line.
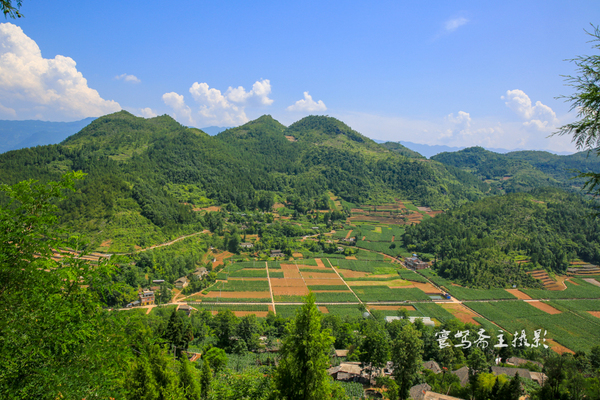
xmin=431 ymin=146 xmax=600 ymax=193
xmin=404 ymin=187 xmax=600 ymax=288
xmin=380 ymin=141 xmax=425 ymax=159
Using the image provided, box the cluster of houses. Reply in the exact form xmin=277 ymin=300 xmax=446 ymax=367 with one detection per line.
xmin=405 ymin=255 xmax=430 ymax=270
xmin=174 ymin=267 xmax=209 ymax=289
xmin=328 ymin=356 xmax=546 ymax=400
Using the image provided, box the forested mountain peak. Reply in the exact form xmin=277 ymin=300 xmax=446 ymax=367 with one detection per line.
xmin=287 ymin=115 xmax=387 ymax=155
xmin=380 ymin=142 xmax=425 ymax=159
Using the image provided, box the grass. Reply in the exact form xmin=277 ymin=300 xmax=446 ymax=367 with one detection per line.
xmin=274 ymin=305 xmax=301 ymax=318
xmin=325 ymin=304 xmax=365 ymax=318
xmin=228 ymin=269 xmax=268 ymax=278
xmin=419 ymin=270 xmax=517 ymax=300
xmin=299 ymin=268 xmax=336 ymax=274
xmin=397 ymin=270 xmax=428 ymax=283
xmin=274 ymin=295 xmax=305 ymax=303
xmin=269 ymin=271 xmax=284 ymax=278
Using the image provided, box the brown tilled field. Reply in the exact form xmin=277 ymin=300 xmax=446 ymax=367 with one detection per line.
xmin=528 ymin=301 xmax=562 ymax=315
xmin=270 ymin=278 xmax=306 ymax=287
xmin=210 ymin=310 xmax=269 ymax=317
xmin=319 ymin=306 xmax=329 ymax=313
xmin=337 ymin=269 xmax=370 ymax=278
xmin=301 ymin=272 xmax=340 ymax=279
xmin=546 ymin=339 xmax=574 ymax=354
xmin=588 ymin=311 xmax=600 ymax=318
xmin=505 ymin=289 xmax=532 ymax=300
xmin=440 ymin=303 xmax=480 ymax=325
xmin=304 ymin=278 xmax=345 ymax=286
xmin=272 ymin=286 xmax=309 ymax=296
xmin=315 ymin=258 xmax=326 ymax=268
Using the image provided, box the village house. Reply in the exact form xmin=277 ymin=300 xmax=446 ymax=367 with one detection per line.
xmin=193 ymin=267 xmax=208 ymax=278
xmin=240 ymin=242 xmax=254 ymax=249
xmin=505 ymin=356 xmax=543 ymax=369
xmin=405 ymin=255 xmax=429 ymax=270
xmin=270 ymin=249 xmax=285 ymax=258
xmin=139 ymin=289 xmax=155 ymax=306
xmin=423 ymin=360 xmax=442 ymax=374
xmin=490 ymin=366 xmax=547 ymax=386
xmin=175 ymin=276 xmax=189 ymax=289
xmin=384 ymin=316 xmax=435 ymax=327
xmin=410 ymin=383 xmax=431 ymax=400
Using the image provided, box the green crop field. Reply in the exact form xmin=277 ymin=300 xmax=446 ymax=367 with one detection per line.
xmin=354 ymin=286 xmax=430 ymax=302
xmin=313 ymin=292 xmax=358 ymax=303
xmin=269 ymin=271 xmax=284 ymax=278
xmin=329 ymin=259 xmax=390 ymax=273
xmin=228 ymin=269 xmax=268 ymax=278
xmin=413 ymin=303 xmax=457 ymax=323
xmin=299 ymin=268 xmax=336 ymax=274
xmin=205 ymin=280 xmax=270 ymax=292
xmin=398 ymin=270 xmax=428 ymax=283
xmin=323 ymin=305 xmax=365 ymax=318
xmin=308 ymin=285 xmax=349 ymax=291
xmin=193 ymin=297 xmax=271 ymax=303
xmin=522 ymin=279 xmax=600 ymax=299
xmin=274 ymin=305 xmax=301 ymax=318
xmin=466 ymin=300 xmax=600 ymax=352
xmin=419 ymin=270 xmax=517 ymax=300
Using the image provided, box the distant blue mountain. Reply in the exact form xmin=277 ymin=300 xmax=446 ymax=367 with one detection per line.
xmin=200 ymin=126 xmax=231 ymax=136
xmin=373 ymin=139 xmax=574 ymax=158
xmin=0 ymin=118 xmax=96 ymax=154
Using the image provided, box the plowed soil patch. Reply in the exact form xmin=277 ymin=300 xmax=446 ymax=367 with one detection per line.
xmin=292 ymin=253 xmax=304 ymax=258
xmin=528 ymin=301 xmax=562 ymax=315
xmin=567 ymin=278 xmax=580 ymax=285
xmin=270 ymin=278 xmax=306 ymax=287
xmin=315 ymin=259 xmax=326 ymax=268
xmin=369 ymin=305 xmax=415 ymax=311
xmin=313 ymin=290 xmax=351 ymax=293
xmin=304 ymin=278 xmax=345 ymax=286
xmin=298 ymin=265 xmax=331 ymax=271
xmin=505 ymin=289 xmax=532 ymax=300
xmin=349 ymin=280 xmax=408 ymax=287
xmin=338 ymin=269 xmax=370 ymax=278
xmin=319 ymin=306 xmax=329 ymax=313
xmin=272 ymin=286 xmax=309 ymax=296
xmin=411 ymin=282 xmax=441 ymax=293
xmin=583 ymin=278 xmax=600 ymax=287
xmin=210 ymin=311 xmax=269 ymax=317
xmin=441 ymin=304 xmax=480 ymax=325
xmin=345 ymin=256 xmax=357 ymax=260
xmin=547 ymin=339 xmax=574 ymax=354
xmin=283 ymin=270 xmax=301 ymax=279
xmin=197 ymin=206 xmax=221 ymax=212
xmin=588 ymin=311 xmax=600 ymax=318
xmin=203 ymin=291 xmax=271 ymax=298
xmin=212 ymin=251 xmax=233 ymax=268
xmin=345 ymin=230 xmax=353 ymax=239
xmin=302 ymin=272 xmax=339 ymax=279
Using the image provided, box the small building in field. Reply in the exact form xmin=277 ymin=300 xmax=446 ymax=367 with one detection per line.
xmin=240 ymin=242 xmax=254 ymax=249
xmin=139 ymin=289 xmax=154 ymax=305
xmin=193 ymin=267 xmax=208 ymax=278
xmin=423 ymin=360 xmax=442 ymax=374
xmin=405 ymin=256 xmax=429 ymax=270
xmin=384 ymin=316 xmax=435 ymax=327
xmin=175 ymin=276 xmax=189 ymax=289
xmin=270 ymin=250 xmax=284 ymax=258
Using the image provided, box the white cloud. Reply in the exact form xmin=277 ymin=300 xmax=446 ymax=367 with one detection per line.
xmin=162 ymin=92 xmax=194 ymax=126
xmin=115 ymin=73 xmax=141 ymax=83
xmin=334 ymin=110 xmax=576 ymax=154
xmin=502 ymin=89 xmax=558 ymax=131
xmin=286 ymin=92 xmax=327 ymax=112
xmin=163 ymin=79 xmax=274 ymax=126
xmin=444 ymin=17 xmax=469 ymax=33
xmin=138 ymin=107 xmax=157 ymax=118
xmin=0 ymin=23 xmax=121 ymax=121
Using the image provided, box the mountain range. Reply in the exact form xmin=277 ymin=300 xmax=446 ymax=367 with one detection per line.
xmin=0 ymin=110 xmax=597 ymax=252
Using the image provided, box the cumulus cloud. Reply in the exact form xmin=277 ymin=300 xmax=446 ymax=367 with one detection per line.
xmin=0 ymin=23 xmax=121 ymax=120
xmin=138 ymin=107 xmax=157 ymax=118
xmin=115 ymin=73 xmax=141 ymax=83
xmin=286 ymin=92 xmax=327 ymax=112
xmin=502 ymin=89 xmax=558 ymax=131
xmin=163 ymin=79 xmax=273 ymax=126
xmin=444 ymin=17 xmax=469 ymax=33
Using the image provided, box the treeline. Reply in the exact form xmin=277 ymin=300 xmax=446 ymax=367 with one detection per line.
xmin=403 ymin=188 xmax=600 ymax=288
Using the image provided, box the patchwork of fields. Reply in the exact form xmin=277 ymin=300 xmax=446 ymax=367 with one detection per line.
xmin=180 ymin=257 xmax=600 ymax=354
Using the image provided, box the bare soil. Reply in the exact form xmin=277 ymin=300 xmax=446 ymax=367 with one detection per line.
xmin=301 ymin=272 xmax=340 ymax=279
xmin=345 ymin=230 xmax=353 ymax=239
xmin=319 ymin=306 xmax=329 ymax=313
xmin=528 ymin=301 xmax=562 ymax=315
xmin=270 ymin=278 xmax=306 ymax=287
xmin=315 ymin=258 xmax=326 ymax=268
xmin=441 ymin=303 xmax=480 ymax=325
xmin=337 ymin=269 xmax=370 ymax=278
xmin=272 ymin=286 xmax=309 ymax=296
xmin=304 ymin=278 xmax=345 ymax=286
xmin=505 ymin=289 xmax=532 ymax=300
xmin=588 ymin=311 xmax=600 ymax=318
xmin=546 ymin=339 xmax=574 ymax=354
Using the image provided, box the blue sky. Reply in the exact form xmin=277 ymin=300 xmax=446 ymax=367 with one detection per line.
xmin=1 ymin=1 xmax=599 ymax=152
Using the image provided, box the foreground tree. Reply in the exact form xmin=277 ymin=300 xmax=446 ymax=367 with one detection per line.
xmin=391 ymin=323 xmax=424 ymax=400
xmin=272 ymin=292 xmax=344 ymax=400
xmin=554 ymin=25 xmax=600 ymax=200
xmin=0 ymin=172 xmax=131 ymax=398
